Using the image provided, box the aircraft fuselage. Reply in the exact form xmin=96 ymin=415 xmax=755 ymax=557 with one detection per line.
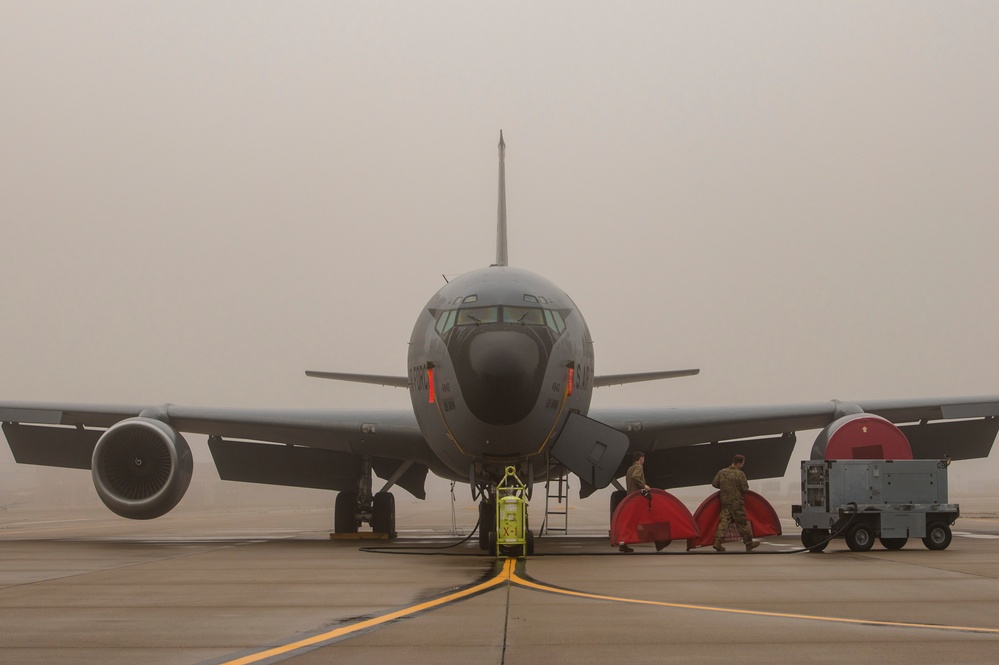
xmin=408 ymin=265 xmax=594 ymax=485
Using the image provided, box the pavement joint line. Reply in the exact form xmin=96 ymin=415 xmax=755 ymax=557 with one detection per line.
xmin=209 ymin=553 xmax=999 ymax=665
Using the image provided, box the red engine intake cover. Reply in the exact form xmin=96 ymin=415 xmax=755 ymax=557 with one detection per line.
xmin=687 ymin=490 xmax=782 ymax=549
xmin=819 ymin=413 xmax=913 ymax=461
xmin=610 ymin=488 xmax=699 ymax=547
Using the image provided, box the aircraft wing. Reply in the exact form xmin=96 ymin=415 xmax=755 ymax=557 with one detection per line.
xmin=0 ymin=402 xmax=441 ymax=499
xmin=588 ymin=395 xmax=999 ymax=490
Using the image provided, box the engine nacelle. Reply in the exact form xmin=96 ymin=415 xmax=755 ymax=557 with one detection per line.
xmin=91 ymin=417 xmax=193 ymax=519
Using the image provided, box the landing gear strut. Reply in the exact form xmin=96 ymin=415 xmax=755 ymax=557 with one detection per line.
xmin=332 ymin=457 xmax=397 ymax=538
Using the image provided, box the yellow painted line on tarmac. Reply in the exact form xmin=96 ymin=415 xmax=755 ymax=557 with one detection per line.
xmin=216 ymin=558 xmax=516 ymax=665
xmin=508 ymin=569 xmax=999 ymax=635
xmin=217 ymin=554 xmax=999 ymax=664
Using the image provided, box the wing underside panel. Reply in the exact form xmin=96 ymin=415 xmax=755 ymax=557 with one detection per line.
xmin=208 ymin=437 xmax=363 ymax=492
xmin=207 ymin=437 xmax=431 ymax=499
xmin=643 ymin=434 xmax=798 ymax=490
xmin=3 ymin=422 xmax=100 ymax=469
xmin=899 ymin=418 xmax=999 ymax=460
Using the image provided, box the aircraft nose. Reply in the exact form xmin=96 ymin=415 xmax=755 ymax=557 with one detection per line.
xmin=457 ymin=330 xmax=545 ymax=425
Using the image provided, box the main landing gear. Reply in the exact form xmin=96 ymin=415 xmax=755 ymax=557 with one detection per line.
xmin=332 ymin=458 xmax=397 ymax=538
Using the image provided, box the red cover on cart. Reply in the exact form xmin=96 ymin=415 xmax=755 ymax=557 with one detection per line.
xmin=822 ymin=415 xmax=913 ymax=461
xmin=686 ymin=490 xmax=782 ymax=549
xmin=610 ymin=489 xmax=699 ymax=547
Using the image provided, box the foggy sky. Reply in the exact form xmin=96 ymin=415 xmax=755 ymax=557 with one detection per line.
xmin=2 ymin=2 xmax=998 ymax=509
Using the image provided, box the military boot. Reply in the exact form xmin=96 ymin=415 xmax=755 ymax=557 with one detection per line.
xmin=745 ymin=540 xmax=760 ymax=552
xmin=712 ymin=540 xmax=725 ymax=552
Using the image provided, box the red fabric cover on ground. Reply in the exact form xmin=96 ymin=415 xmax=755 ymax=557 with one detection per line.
xmin=610 ymin=488 xmax=699 ymax=546
xmin=686 ymin=490 xmax=782 ymax=549
xmin=824 ymin=415 xmax=913 ymax=460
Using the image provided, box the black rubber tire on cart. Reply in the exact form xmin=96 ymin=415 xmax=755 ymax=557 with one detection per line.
xmin=880 ymin=537 xmax=907 ymax=550
xmin=845 ymin=523 xmax=875 ymax=552
xmin=922 ymin=522 xmax=952 ymax=550
xmin=800 ymin=528 xmax=829 ymax=552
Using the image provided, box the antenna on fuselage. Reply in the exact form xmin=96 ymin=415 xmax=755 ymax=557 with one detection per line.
xmin=495 ymin=130 xmax=508 ymax=267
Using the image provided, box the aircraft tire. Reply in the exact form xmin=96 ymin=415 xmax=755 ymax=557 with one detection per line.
xmin=334 ymin=491 xmax=359 ymax=534
xmin=372 ymin=491 xmax=396 ymax=538
xmin=478 ymin=499 xmax=496 ymax=550
xmin=880 ymin=537 xmax=907 ymax=550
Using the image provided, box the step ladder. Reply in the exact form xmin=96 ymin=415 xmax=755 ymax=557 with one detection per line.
xmin=541 ymin=458 xmax=570 ymax=535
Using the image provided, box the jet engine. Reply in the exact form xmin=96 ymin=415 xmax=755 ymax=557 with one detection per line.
xmin=91 ymin=417 xmax=193 ymax=519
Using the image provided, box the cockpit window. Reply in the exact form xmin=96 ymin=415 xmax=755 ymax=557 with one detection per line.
xmin=503 ymin=306 xmax=546 ymax=325
xmin=549 ymin=309 xmax=566 ymax=333
xmin=435 ymin=308 xmax=458 ymax=335
xmin=435 ymin=305 xmax=566 ymax=335
xmin=456 ymin=306 xmax=499 ymax=325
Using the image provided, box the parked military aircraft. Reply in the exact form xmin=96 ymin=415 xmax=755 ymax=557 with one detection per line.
xmin=3 ymin=133 xmax=998 ymax=551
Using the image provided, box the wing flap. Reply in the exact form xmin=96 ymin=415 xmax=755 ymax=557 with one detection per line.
xmin=207 ymin=437 xmax=431 ymax=499
xmin=208 ymin=437 xmax=362 ymax=492
xmin=643 ymin=435 xmax=797 ymax=489
xmin=2 ymin=422 xmax=100 ymax=469
xmin=900 ymin=418 xmax=999 ymax=460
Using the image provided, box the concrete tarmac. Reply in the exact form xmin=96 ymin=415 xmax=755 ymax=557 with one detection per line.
xmin=3 ymin=498 xmax=999 ymax=665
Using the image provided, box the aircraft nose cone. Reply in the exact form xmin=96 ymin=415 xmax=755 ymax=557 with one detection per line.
xmin=457 ymin=330 xmax=545 ymax=425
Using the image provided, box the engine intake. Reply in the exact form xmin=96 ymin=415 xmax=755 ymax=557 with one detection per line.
xmin=91 ymin=417 xmax=193 ymax=519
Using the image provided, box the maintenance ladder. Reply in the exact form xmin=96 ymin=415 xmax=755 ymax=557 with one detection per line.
xmin=541 ymin=459 xmax=569 ymax=535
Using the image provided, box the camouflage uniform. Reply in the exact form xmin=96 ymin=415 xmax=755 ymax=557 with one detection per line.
xmin=712 ymin=466 xmax=753 ymax=545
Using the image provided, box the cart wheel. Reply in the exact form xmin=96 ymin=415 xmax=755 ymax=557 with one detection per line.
xmin=922 ymin=522 xmax=952 ymax=550
xmin=801 ymin=529 xmax=829 ymax=552
xmin=845 ymin=523 xmax=874 ymax=552
xmin=526 ymin=530 xmax=535 ymax=556
xmin=879 ymin=537 xmax=907 ymax=550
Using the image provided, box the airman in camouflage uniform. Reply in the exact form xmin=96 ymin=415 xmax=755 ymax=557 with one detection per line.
xmin=618 ymin=451 xmax=651 ymax=553
xmin=711 ymin=454 xmax=760 ymax=552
